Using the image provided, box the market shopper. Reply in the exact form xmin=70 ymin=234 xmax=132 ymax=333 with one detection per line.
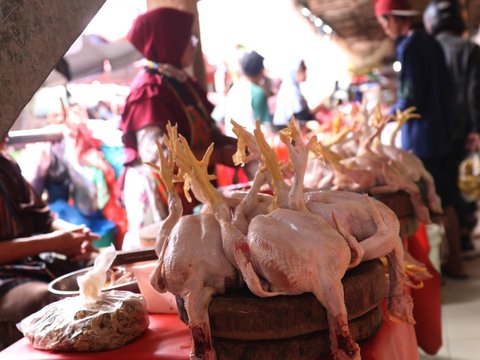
xmin=273 ymin=59 xmax=313 ymax=130
xmin=374 ymin=0 xmax=468 ymax=278
xmin=224 ymin=50 xmax=273 ymax=137
xmin=0 ymin=147 xmax=98 ymax=348
xmin=423 ymin=0 xmax=480 ymax=252
xmin=119 ymin=7 xmax=238 ymax=250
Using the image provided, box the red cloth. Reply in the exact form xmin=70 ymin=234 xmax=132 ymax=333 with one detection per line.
xmin=128 ymin=8 xmax=193 ymax=67
xmin=215 ymin=164 xmax=249 ymax=187
xmin=1 ymin=313 xmax=418 ymax=360
xmin=357 ymin=316 xmax=419 ymax=360
xmin=374 ymin=0 xmax=413 ymax=17
xmin=72 ymin=124 xmax=128 ymax=247
xmin=407 ymin=223 xmax=443 ymax=355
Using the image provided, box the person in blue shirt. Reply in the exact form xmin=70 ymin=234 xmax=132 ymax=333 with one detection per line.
xmin=424 ymin=0 xmax=480 ymax=252
xmin=375 ymin=0 xmax=467 ymax=278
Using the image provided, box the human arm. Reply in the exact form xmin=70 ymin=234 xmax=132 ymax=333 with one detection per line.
xmin=0 ymin=225 xmax=99 ymax=265
xmin=0 ymin=152 xmax=99 ymax=265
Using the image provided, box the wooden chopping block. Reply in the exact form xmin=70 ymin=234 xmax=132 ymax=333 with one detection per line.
xmin=209 ymin=260 xmax=386 ymax=340
xmin=212 ymin=306 xmax=383 ymax=360
xmin=177 ymin=260 xmax=387 ymax=359
xmin=374 ymin=191 xmax=414 ymax=219
xmin=373 ymin=191 xmax=419 ymax=237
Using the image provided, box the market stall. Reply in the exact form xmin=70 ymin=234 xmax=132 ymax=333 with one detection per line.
xmin=0 ymin=119 xmax=427 ymax=359
xmin=1 ymin=0 xmax=465 ymax=359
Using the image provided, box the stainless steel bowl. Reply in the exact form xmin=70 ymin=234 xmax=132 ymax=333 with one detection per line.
xmin=48 ymin=266 xmax=139 ymax=297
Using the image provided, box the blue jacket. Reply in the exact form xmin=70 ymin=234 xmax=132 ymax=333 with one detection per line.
xmin=392 ymin=30 xmax=454 ymax=158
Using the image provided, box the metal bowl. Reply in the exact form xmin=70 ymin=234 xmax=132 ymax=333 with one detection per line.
xmin=48 ymin=266 xmax=139 ymax=297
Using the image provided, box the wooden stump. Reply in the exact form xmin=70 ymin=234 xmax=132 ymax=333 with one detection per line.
xmin=374 ymin=191 xmax=414 ymax=219
xmin=374 ymin=191 xmax=419 ymax=238
xmin=212 ymin=306 xmax=383 ymax=360
xmin=177 ymin=260 xmax=387 ymax=359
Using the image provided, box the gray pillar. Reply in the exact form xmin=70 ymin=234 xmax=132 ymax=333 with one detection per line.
xmin=0 ymin=0 xmax=106 ymax=139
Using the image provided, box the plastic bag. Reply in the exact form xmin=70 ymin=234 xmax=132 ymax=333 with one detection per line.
xmin=458 ymin=152 xmax=480 ymax=202
xmin=18 ymin=246 xmax=149 ymax=352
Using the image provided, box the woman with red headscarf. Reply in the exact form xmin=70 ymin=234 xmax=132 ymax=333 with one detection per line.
xmin=120 ymin=7 xmax=237 ymax=250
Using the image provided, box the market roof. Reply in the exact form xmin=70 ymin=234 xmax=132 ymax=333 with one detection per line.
xmin=299 ymin=0 xmax=480 ymax=51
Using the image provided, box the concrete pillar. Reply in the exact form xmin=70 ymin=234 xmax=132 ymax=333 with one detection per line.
xmin=0 ymin=0 xmax=106 ymax=139
xmin=146 ymin=0 xmax=207 ymax=89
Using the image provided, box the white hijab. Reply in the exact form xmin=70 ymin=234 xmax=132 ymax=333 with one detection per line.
xmin=224 ymin=78 xmax=256 ymax=136
xmin=273 ymin=59 xmax=308 ymax=126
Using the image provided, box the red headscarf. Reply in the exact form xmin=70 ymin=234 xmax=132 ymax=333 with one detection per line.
xmin=374 ymin=0 xmax=418 ymax=18
xmin=128 ymin=7 xmax=194 ymax=67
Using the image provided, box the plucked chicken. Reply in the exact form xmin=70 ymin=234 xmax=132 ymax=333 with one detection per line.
xmin=148 ymin=125 xmax=239 ymax=360
xmin=182 ymin=133 xmax=364 ymax=359
xmin=235 ymin=121 xmax=416 ymax=324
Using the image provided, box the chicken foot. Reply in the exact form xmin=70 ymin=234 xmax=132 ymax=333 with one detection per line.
xmin=184 ymin=286 xmax=217 ymax=360
xmin=313 ymin=273 xmax=361 ymax=360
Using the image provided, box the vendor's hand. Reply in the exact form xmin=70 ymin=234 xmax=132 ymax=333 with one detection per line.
xmin=465 ymin=132 xmax=480 ymax=152
xmin=49 ymin=226 xmax=100 ymax=259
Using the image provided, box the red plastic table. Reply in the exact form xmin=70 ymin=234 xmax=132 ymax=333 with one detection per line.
xmin=0 ymin=312 xmax=419 ymax=360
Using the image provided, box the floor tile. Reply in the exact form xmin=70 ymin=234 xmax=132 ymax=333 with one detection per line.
xmin=448 ymin=338 xmax=480 ymax=360
xmin=419 ymin=242 xmax=480 ymax=359
xmin=420 ymin=353 xmax=450 ymax=360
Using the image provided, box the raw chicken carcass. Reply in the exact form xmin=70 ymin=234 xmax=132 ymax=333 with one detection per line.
xmin=314 ymin=136 xmax=432 ymax=224
xmin=238 ymin=121 xmax=416 ymax=324
xmin=373 ymin=143 xmax=442 ymax=214
xmin=371 ymin=107 xmax=442 ymax=214
xmin=180 ymin=119 xmax=418 ymax=359
xmin=304 ymin=190 xmax=416 ymax=321
xmin=148 ymin=127 xmax=239 ymax=360
xmin=303 ymin=106 xmax=439 ymax=222
xmin=283 ymin=124 xmax=416 ymax=322
xmin=185 ymin=149 xmax=363 ymax=359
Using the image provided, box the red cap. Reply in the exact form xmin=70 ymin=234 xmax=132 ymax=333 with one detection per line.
xmin=374 ymin=0 xmax=419 ymax=17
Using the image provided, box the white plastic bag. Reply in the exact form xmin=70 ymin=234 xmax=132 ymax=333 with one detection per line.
xmin=19 ymin=246 xmax=149 ymax=352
